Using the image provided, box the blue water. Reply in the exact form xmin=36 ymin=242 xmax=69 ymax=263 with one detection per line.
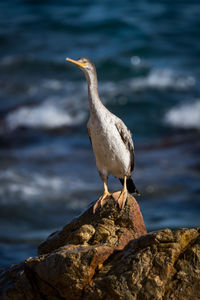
xmin=0 ymin=0 xmax=200 ymax=268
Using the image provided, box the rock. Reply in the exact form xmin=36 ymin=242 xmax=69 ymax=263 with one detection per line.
xmin=38 ymin=192 xmax=146 ymax=255
xmin=85 ymin=228 xmax=200 ymax=300
xmin=0 ymin=194 xmax=200 ymax=300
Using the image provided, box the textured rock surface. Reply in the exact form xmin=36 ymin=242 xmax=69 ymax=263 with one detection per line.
xmin=38 ymin=192 xmax=146 ymax=256
xmin=84 ymin=228 xmax=200 ymax=300
xmin=0 ymin=194 xmax=200 ymax=300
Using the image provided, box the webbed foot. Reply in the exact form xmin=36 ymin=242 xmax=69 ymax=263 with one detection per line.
xmin=93 ymin=191 xmax=112 ymax=213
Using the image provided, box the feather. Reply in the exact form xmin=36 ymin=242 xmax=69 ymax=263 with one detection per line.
xmin=115 ymin=119 xmax=134 ymax=172
xmin=87 ymin=123 xmax=92 ymax=145
xmin=119 ymin=177 xmax=140 ymax=195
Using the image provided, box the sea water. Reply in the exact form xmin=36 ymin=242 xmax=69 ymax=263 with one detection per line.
xmin=0 ymin=0 xmax=200 ymax=268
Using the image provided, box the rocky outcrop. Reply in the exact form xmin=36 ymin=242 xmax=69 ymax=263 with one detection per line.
xmin=0 ymin=193 xmax=199 ymax=300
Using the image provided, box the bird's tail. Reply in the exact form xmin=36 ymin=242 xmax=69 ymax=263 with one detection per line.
xmin=119 ymin=177 xmax=140 ymax=195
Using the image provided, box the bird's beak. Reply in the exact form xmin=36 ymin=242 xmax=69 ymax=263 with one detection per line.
xmin=66 ymin=57 xmax=86 ymax=68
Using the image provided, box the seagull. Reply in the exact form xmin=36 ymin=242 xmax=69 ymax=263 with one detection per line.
xmin=66 ymin=57 xmax=139 ymax=213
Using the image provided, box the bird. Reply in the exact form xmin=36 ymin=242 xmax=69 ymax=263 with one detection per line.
xmin=66 ymin=57 xmax=139 ymax=213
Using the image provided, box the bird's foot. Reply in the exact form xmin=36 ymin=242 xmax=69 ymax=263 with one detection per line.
xmin=93 ymin=192 xmax=112 ymax=213
xmin=116 ymin=188 xmax=128 ymax=209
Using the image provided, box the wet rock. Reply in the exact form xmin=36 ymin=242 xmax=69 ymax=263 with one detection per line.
xmin=0 ymin=194 xmax=199 ymax=300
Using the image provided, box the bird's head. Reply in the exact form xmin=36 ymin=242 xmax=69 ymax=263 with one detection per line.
xmin=66 ymin=57 xmax=96 ymax=78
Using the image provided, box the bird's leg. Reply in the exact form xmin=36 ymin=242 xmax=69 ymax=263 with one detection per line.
xmin=93 ymin=180 xmax=111 ymax=213
xmin=117 ymin=175 xmax=128 ymax=209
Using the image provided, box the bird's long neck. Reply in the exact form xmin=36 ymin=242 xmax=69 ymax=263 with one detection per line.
xmin=84 ymin=70 xmax=105 ymax=117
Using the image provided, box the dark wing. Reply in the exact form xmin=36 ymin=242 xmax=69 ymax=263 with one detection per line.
xmin=115 ymin=119 xmax=134 ymax=172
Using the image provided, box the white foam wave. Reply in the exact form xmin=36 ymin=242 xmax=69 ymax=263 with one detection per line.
xmin=129 ymin=69 xmax=195 ymax=91
xmin=42 ymin=79 xmax=63 ymax=91
xmin=5 ymin=99 xmax=87 ymax=130
xmin=0 ymin=171 xmax=65 ymax=203
xmin=98 ymin=69 xmax=196 ymax=101
xmin=0 ymin=170 xmax=98 ymax=204
xmin=28 ymin=79 xmax=64 ymax=96
xmin=165 ymin=100 xmax=200 ymax=129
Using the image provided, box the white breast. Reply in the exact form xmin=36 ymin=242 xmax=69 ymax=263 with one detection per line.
xmin=89 ymin=117 xmax=131 ymax=178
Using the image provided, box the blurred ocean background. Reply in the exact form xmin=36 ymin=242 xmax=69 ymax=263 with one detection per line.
xmin=0 ymin=0 xmax=200 ymax=268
